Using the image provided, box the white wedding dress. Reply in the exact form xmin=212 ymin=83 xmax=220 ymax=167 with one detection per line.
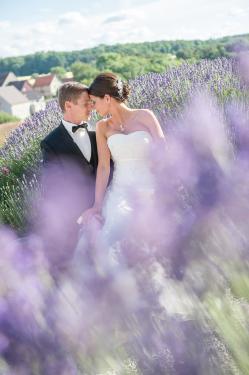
xmin=102 ymin=130 xmax=155 ymax=237
xmin=74 ymin=130 xmax=156 ymax=274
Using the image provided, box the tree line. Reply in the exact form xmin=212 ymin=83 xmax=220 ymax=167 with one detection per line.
xmin=0 ymin=33 xmax=248 ymax=84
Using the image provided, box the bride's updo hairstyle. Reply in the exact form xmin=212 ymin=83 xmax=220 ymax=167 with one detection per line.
xmin=89 ymin=72 xmax=130 ymax=103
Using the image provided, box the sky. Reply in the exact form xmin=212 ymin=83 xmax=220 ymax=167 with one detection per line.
xmin=0 ymin=0 xmax=249 ymax=58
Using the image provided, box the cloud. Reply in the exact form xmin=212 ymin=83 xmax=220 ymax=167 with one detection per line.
xmin=31 ymin=21 xmax=57 ymax=35
xmin=0 ymin=21 xmax=10 ymax=28
xmin=103 ymin=15 xmax=129 ymax=24
xmin=0 ymin=0 xmax=248 ymax=58
xmin=228 ymin=6 xmax=249 ymax=16
xmin=57 ymin=11 xmax=86 ymax=25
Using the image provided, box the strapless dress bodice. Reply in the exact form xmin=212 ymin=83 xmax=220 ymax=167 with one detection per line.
xmin=107 ymin=130 xmax=154 ymax=188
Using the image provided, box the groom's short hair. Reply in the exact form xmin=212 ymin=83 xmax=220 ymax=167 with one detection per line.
xmin=58 ymin=82 xmax=89 ymax=112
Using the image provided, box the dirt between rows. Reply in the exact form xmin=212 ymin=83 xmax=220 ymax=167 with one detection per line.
xmin=0 ymin=122 xmax=20 ymax=147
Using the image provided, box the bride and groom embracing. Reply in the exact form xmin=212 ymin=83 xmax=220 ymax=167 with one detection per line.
xmin=40 ymin=72 xmax=165 ymax=275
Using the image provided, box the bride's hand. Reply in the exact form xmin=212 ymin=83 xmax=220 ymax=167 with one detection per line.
xmin=77 ymin=206 xmax=102 ymax=226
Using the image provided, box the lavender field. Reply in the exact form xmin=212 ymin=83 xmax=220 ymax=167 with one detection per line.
xmin=0 ymin=57 xmax=249 ymax=374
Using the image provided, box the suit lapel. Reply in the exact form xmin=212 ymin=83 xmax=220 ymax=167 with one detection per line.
xmin=58 ymin=123 xmax=91 ymax=165
xmin=88 ymin=130 xmax=98 ymax=171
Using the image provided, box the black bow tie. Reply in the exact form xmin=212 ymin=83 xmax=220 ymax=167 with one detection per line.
xmin=72 ymin=122 xmax=88 ymax=133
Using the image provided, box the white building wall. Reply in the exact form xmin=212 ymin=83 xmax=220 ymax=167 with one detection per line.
xmin=0 ymin=97 xmax=11 ymax=114
xmin=50 ymin=76 xmax=62 ymax=96
xmin=34 ymin=86 xmax=50 ymax=97
xmin=11 ymin=102 xmax=31 ymax=119
xmin=29 ymin=97 xmax=46 ymax=115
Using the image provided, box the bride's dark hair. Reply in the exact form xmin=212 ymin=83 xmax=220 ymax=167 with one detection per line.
xmin=89 ymin=72 xmax=130 ymax=102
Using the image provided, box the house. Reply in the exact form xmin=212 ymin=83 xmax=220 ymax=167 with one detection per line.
xmin=7 ymin=80 xmax=33 ymax=94
xmin=25 ymin=90 xmax=46 ymax=115
xmin=0 ymin=72 xmax=17 ymax=87
xmin=61 ymin=77 xmax=76 ymax=83
xmin=16 ymin=75 xmax=35 ymax=86
xmin=61 ymin=71 xmax=75 ymax=83
xmin=33 ymin=74 xmax=62 ymax=97
xmin=0 ymin=86 xmax=31 ymax=119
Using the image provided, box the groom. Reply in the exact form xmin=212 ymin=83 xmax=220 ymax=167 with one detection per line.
xmin=40 ymin=82 xmax=98 ymax=272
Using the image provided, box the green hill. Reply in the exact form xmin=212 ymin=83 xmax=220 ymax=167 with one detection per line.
xmin=0 ymin=33 xmax=248 ymax=83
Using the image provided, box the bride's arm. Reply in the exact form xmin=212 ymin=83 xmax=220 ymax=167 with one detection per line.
xmin=141 ymin=109 xmax=165 ymax=141
xmin=93 ymin=121 xmax=111 ymax=210
xmin=78 ymin=121 xmax=110 ymax=225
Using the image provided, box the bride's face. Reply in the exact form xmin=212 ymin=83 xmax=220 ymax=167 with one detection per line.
xmin=90 ymin=95 xmax=110 ymax=117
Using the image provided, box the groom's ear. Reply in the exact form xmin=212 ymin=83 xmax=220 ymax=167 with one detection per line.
xmin=64 ymin=100 xmax=72 ymax=111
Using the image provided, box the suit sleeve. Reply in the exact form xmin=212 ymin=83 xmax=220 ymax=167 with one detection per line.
xmin=40 ymin=140 xmax=63 ymax=199
xmin=40 ymin=139 xmax=59 ymax=166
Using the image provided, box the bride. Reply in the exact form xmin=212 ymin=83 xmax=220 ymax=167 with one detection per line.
xmin=76 ymin=72 xmax=165 ymax=270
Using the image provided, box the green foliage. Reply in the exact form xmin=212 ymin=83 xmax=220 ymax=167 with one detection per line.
xmin=0 ymin=111 xmax=20 ymax=124
xmin=0 ymin=34 xmax=248 ymax=81
xmin=71 ymin=61 xmax=100 ymax=85
xmin=230 ymin=269 xmax=249 ymax=300
xmin=206 ymin=291 xmax=249 ymax=374
xmin=50 ymin=66 xmax=67 ymax=79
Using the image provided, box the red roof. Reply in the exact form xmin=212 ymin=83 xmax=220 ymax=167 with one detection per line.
xmin=34 ymin=74 xmax=55 ymax=88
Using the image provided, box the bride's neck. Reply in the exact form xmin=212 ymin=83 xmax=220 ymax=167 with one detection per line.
xmin=109 ymin=103 xmax=131 ymax=124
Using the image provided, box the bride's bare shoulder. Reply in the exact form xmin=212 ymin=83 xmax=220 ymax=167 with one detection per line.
xmin=96 ymin=118 xmax=109 ymax=134
xmin=134 ymin=108 xmax=154 ymax=116
xmin=129 ymin=108 xmax=153 ymax=118
xmin=131 ymin=108 xmax=156 ymax=123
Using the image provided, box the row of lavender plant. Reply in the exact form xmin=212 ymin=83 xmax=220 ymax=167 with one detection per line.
xmin=1 ymin=56 xmax=247 ymax=232
xmin=1 ymin=58 xmax=247 ymax=164
xmin=0 ymin=100 xmax=61 ymax=230
xmin=129 ymin=57 xmax=249 ymax=129
xmin=0 ymin=99 xmax=61 ymax=161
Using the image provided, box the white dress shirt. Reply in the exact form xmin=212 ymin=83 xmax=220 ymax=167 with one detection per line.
xmin=62 ymin=119 xmax=91 ymax=162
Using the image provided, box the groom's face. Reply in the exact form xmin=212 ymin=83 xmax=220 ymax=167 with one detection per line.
xmin=66 ymin=91 xmax=92 ymax=123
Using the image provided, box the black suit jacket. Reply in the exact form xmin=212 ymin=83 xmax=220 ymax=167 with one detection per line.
xmin=41 ymin=122 xmax=98 ymax=175
xmin=39 ymin=122 xmax=98 ymax=271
